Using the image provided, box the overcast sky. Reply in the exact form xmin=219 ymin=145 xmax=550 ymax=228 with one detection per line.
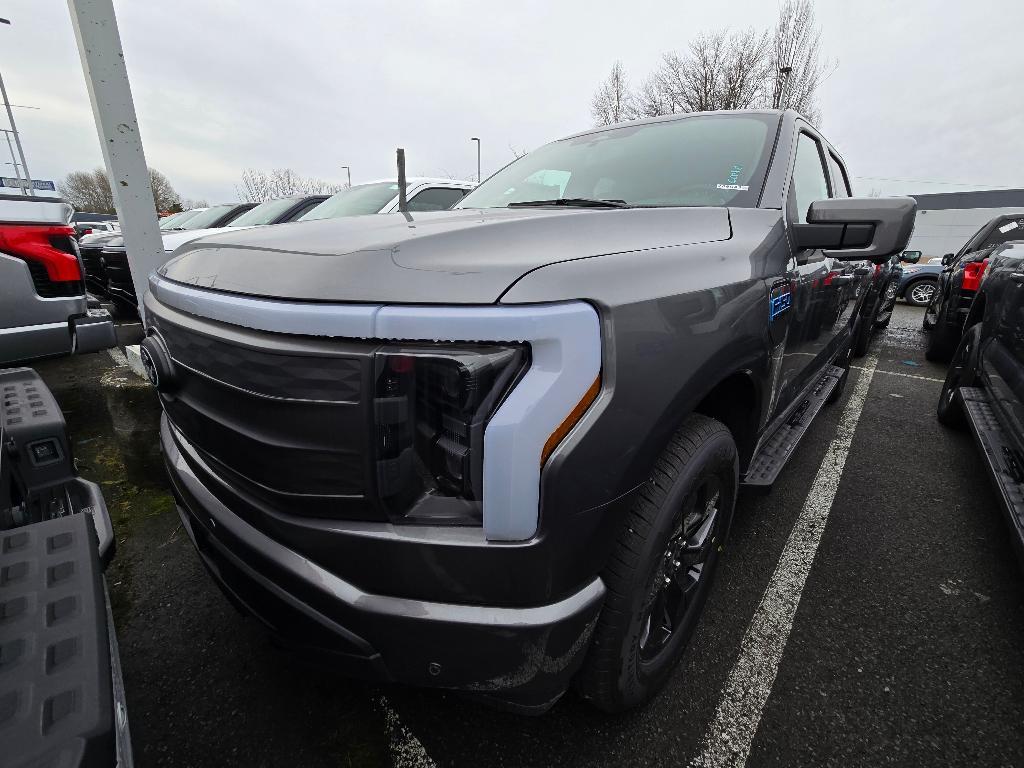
xmin=7 ymin=0 xmax=1023 ymax=203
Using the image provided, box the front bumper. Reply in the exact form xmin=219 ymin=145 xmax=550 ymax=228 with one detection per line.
xmin=162 ymin=415 xmax=605 ymax=712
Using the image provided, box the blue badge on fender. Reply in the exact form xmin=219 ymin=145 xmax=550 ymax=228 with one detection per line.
xmin=769 ymin=284 xmax=792 ymax=321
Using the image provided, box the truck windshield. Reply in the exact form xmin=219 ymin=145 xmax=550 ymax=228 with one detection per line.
xmin=227 ymin=198 xmax=297 ymax=227
xmin=300 ymin=182 xmax=400 ymax=220
xmin=177 ymin=205 xmax=236 ymax=230
xmin=458 ymin=113 xmax=778 ymax=210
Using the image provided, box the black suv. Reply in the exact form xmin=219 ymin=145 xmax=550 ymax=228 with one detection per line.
xmin=938 ymin=239 xmax=1024 ymax=564
xmin=925 ymin=214 xmax=1024 ymax=362
xmin=144 ymin=110 xmax=915 ymax=713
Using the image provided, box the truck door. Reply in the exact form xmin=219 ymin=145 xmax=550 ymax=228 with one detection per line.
xmin=773 ymin=131 xmax=838 ymax=415
xmin=984 ymin=245 xmax=1024 ymax=445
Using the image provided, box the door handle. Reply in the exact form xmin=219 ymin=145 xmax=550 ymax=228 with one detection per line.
xmin=1012 ymin=273 xmax=1024 ymax=284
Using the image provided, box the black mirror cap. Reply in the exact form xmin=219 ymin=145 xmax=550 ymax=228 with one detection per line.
xmin=901 ymin=250 xmax=923 ymax=264
xmin=809 ymin=196 xmax=918 ymax=263
xmin=940 ymin=252 xmax=955 ymax=266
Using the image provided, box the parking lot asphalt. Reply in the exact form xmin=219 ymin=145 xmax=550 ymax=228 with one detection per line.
xmin=32 ymin=303 xmax=1024 ymax=768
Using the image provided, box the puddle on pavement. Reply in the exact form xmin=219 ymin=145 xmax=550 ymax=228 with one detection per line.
xmin=41 ymin=358 xmax=174 ymax=622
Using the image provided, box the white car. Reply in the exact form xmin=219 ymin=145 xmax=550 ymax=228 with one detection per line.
xmin=298 ymin=177 xmax=475 ymax=221
xmin=161 ymin=179 xmax=474 ymax=253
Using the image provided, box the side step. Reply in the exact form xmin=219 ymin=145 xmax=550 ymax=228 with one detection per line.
xmin=959 ymin=386 xmax=1024 ymax=559
xmin=742 ymin=365 xmax=845 ymax=489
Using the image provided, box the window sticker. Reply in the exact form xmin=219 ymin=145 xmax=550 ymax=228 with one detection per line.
xmin=719 ymin=164 xmax=747 ymax=192
xmin=998 ymin=221 xmax=1020 ymax=234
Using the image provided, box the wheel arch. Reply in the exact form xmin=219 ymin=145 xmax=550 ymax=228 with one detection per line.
xmin=965 ymin=291 xmax=986 ymax=329
xmin=693 ymin=370 xmax=761 ymax=473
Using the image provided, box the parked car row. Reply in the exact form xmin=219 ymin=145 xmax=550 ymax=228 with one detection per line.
xmin=80 ymin=178 xmax=474 ymax=308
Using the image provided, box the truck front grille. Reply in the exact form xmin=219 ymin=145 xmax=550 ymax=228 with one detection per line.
xmin=150 ymin=304 xmax=382 ymax=521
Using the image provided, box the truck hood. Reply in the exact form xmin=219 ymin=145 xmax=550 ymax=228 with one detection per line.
xmin=161 ymin=226 xmax=254 ymax=251
xmin=158 ymin=206 xmax=732 ymax=304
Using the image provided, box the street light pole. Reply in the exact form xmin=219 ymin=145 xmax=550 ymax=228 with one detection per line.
xmin=0 ymin=18 xmax=35 ymax=196
xmin=775 ymin=66 xmax=793 ymax=110
xmin=2 ymin=130 xmax=23 ymax=191
xmin=341 ymin=165 xmax=351 ymax=188
xmin=471 ymin=137 xmax=481 ymax=184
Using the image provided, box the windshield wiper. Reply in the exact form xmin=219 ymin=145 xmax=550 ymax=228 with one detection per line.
xmin=507 ymin=197 xmax=630 ymax=209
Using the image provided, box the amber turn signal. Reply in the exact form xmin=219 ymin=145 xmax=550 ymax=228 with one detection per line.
xmin=541 ymin=376 xmax=601 ymax=467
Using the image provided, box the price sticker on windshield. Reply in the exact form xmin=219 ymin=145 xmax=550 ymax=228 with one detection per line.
xmin=999 ymin=221 xmax=1020 ymax=234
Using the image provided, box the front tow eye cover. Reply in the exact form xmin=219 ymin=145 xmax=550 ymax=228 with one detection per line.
xmin=140 ymin=334 xmax=177 ymax=392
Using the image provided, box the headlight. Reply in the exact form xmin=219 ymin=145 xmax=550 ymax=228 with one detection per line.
xmin=372 ymin=343 xmax=528 ymax=524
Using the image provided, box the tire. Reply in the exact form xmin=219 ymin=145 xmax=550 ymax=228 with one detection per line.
xmin=922 ymin=288 xmax=942 ymax=330
xmin=937 ymin=323 xmax=981 ymax=429
xmin=874 ymin=282 xmax=898 ymax=329
xmin=925 ymin=317 xmax=962 ymax=364
xmin=828 ymin=327 xmax=855 ymax=405
xmin=852 ymin=310 xmax=871 ymax=358
xmin=905 ymin=279 xmax=937 ymax=307
xmin=574 ymin=414 xmax=738 ymax=712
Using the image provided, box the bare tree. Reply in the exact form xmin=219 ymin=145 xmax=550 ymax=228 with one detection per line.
xmin=632 ymin=72 xmax=680 ymax=118
xmin=236 ymin=168 xmax=344 ymax=202
xmin=180 ymin=197 xmax=210 ymax=210
xmin=769 ymin=0 xmax=832 ymax=124
xmin=591 ymin=61 xmax=635 ymax=126
xmin=58 ymin=169 xmax=114 ymax=213
xmin=59 ymin=166 xmax=181 ymax=214
xmin=148 ymin=168 xmax=181 ymax=212
xmin=591 ymin=0 xmax=832 ymax=123
xmin=660 ymin=29 xmax=772 ymax=113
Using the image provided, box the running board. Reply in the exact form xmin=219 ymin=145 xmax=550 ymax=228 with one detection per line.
xmin=742 ymin=365 xmax=845 ymax=489
xmin=959 ymin=387 xmax=1024 ymax=558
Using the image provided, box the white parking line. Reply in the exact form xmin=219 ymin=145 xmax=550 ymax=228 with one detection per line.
xmin=851 ymin=365 xmax=942 ymax=383
xmin=107 ymin=347 xmax=128 ymax=367
xmin=690 ymin=353 xmax=879 ymax=768
xmin=376 ymin=696 xmax=437 ymax=768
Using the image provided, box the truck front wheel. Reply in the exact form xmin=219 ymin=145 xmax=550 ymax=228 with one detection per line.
xmin=575 ymin=414 xmax=738 ymax=712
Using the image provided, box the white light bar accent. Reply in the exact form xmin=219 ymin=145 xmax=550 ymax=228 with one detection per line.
xmin=149 ymin=275 xmax=601 ymax=542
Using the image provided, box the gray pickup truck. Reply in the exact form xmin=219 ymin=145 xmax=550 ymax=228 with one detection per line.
xmin=144 ymin=109 xmax=915 ymax=713
xmin=0 ymin=194 xmax=116 ymax=366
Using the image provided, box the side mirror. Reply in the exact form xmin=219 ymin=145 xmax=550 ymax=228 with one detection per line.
xmin=940 ymin=252 xmax=955 ymax=267
xmin=793 ymin=197 xmax=917 ymax=263
xmin=900 ymin=250 xmax=922 ymax=264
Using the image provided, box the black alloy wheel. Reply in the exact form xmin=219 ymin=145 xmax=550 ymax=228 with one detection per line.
xmin=875 ymin=281 xmax=899 ymax=328
xmin=638 ymin=474 xmax=723 ymax=663
xmin=575 ymin=414 xmax=738 ymax=712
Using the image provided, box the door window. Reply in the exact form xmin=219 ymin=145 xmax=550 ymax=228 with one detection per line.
xmin=407 ymin=187 xmax=469 ymax=212
xmin=826 ymin=153 xmax=851 ymax=197
xmin=791 ymin=133 xmax=830 ymax=223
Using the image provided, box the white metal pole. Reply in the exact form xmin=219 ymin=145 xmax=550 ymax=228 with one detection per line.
xmin=0 ymin=71 xmax=34 ymax=196
xmin=67 ymin=0 xmax=163 ymax=321
xmin=3 ymin=130 xmax=24 ymax=192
